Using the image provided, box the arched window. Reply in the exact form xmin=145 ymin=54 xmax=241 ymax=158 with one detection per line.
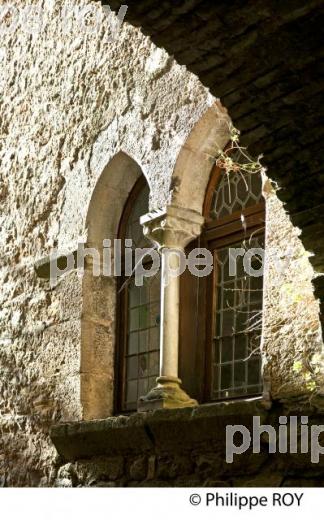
xmin=116 ymin=177 xmax=161 ymax=413
xmin=180 ymin=164 xmax=265 ymax=403
xmin=205 ymin=166 xmax=265 ymax=400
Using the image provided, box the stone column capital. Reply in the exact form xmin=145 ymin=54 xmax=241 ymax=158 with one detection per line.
xmin=140 ymin=205 xmax=204 ymax=251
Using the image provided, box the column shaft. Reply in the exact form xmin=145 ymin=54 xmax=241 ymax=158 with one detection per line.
xmin=160 ymin=248 xmax=181 ymax=379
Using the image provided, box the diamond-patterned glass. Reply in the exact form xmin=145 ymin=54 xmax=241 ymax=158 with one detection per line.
xmin=125 ymin=184 xmax=151 ymax=249
xmin=211 ymin=236 xmax=264 ymax=399
xmin=210 ymin=168 xmax=264 ymax=399
xmin=210 ymin=171 xmax=263 ymax=220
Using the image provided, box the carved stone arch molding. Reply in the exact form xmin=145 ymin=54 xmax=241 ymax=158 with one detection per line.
xmin=169 ymin=102 xmax=231 ymax=215
xmin=81 ymin=151 xmax=147 ymax=420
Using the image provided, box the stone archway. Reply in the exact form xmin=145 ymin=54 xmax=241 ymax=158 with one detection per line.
xmin=169 ymin=102 xmax=231 ymax=215
xmin=81 ymin=151 xmax=147 ymax=420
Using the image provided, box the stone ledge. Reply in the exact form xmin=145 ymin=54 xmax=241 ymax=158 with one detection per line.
xmin=50 ymin=398 xmax=266 ymax=462
xmin=51 ymin=413 xmax=153 ymax=461
xmin=51 ymin=399 xmax=324 ymax=486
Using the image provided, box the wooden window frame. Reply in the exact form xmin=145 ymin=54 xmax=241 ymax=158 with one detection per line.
xmin=179 ymin=165 xmax=265 ymax=404
xmin=114 ymin=176 xmax=149 ymax=414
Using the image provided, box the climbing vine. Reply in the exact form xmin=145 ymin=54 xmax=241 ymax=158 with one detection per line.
xmin=216 ymin=123 xmax=267 ymax=180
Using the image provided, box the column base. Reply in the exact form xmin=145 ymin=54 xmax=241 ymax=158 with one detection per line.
xmin=137 ymin=376 xmax=198 ymax=412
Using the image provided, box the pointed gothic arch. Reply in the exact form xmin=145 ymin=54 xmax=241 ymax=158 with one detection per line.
xmin=81 ymin=152 xmax=148 ymax=420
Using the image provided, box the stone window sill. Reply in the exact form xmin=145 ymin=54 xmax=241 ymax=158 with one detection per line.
xmin=50 ymin=397 xmax=266 ymax=462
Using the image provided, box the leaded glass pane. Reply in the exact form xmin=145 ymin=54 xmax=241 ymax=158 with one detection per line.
xmin=210 ymin=171 xmax=263 ymax=220
xmin=123 ymin=183 xmax=161 ymax=411
xmin=128 ymin=332 xmax=138 ymax=355
xmin=125 ymin=184 xmax=151 ymax=249
xmin=211 ymin=236 xmax=264 ymax=399
xmin=126 ymin=380 xmax=138 ymax=408
xmin=209 ymin=165 xmax=264 ymax=400
xmin=125 ymin=274 xmax=161 ymax=410
xmin=139 ymin=329 xmax=149 ymax=353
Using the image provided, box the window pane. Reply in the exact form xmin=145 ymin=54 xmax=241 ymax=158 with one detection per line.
xmin=129 ymin=283 xmax=141 ymax=308
xmin=150 ymin=327 xmax=159 ymax=351
xmin=125 ymin=184 xmax=151 ymax=249
xmin=250 ymin=275 xmax=263 ymax=302
xmin=126 ymin=380 xmax=138 ymax=405
xmin=211 ymin=236 xmax=263 ymax=399
xmin=236 ymin=307 xmax=248 ymax=333
xmin=140 ymin=284 xmax=148 ymax=305
xmin=221 ymin=364 xmax=232 ymax=390
xmin=122 ymin=183 xmax=161 ymax=412
xmin=234 ymin=361 xmax=246 ymax=387
xmin=149 ymin=275 xmax=160 ymax=301
xmin=210 ymin=170 xmax=263 ymax=220
xmin=223 ymin=281 xmax=235 ymax=309
xmin=139 ymin=329 xmax=149 ymax=353
xmin=149 ymin=351 xmax=159 ymax=376
xmin=129 ymin=308 xmax=139 ymax=331
xmin=139 ymin=305 xmax=149 ymax=329
xmin=235 ymin=334 xmax=246 ymax=360
xmin=213 ymin=340 xmax=220 ymax=364
xmin=128 ymin=332 xmax=138 ymax=355
xmin=221 ymin=337 xmax=233 ymax=363
xmin=126 ymin=356 xmax=138 ymax=380
xmin=248 ymin=358 xmax=261 ymax=386
xmin=209 ymin=168 xmax=264 ymax=401
xmin=222 ymin=310 xmax=234 ymax=336
xmin=139 ymin=354 xmax=148 ymax=378
xmin=138 ymin=378 xmax=148 ymax=398
xmin=149 ymin=302 xmax=160 ymax=328
xmin=148 ymin=376 xmax=157 ymax=391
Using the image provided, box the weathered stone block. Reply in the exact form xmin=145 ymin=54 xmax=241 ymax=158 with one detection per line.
xmin=129 ymin=456 xmax=148 ymax=481
xmin=75 ymin=457 xmax=124 ymax=484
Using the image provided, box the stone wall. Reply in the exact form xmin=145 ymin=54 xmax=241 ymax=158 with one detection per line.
xmin=262 ymin=183 xmax=323 ymax=400
xmin=51 ymin=401 xmax=324 ymax=488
